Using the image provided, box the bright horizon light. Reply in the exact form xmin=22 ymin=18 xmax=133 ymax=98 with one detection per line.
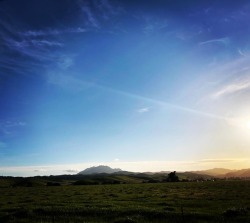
xmin=1 ymin=158 xmax=250 ymax=177
xmin=247 ymin=120 xmax=250 ymax=129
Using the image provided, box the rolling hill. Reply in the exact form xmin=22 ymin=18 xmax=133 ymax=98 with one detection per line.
xmin=190 ymin=168 xmax=233 ymax=176
xmin=77 ymin=165 xmax=122 ymax=175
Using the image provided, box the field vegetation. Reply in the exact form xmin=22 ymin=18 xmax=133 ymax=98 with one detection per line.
xmin=0 ymin=176 xmax=249 ymax=222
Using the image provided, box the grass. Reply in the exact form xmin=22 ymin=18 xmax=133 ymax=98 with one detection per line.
xmin=0 ymin=181 xmax=249 ymax=222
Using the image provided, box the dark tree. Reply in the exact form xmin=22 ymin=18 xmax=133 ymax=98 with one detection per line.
xmin=166 ymin=171 xmax=179 ymax=182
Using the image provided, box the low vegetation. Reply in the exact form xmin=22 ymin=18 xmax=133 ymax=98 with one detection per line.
xmin=0 ymin=177 xmax=249 ymax=222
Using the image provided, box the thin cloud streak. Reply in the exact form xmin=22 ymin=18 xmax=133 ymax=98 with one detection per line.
xmin=212 ymin=78 xmax=250 ymax=99
xmin=98 ymin=84 xmax=228 ymax=121
xmin=199 ymin=37 xmax=230 ymax=46
xmin=48 ymin=73 xmax=227 ymax=121
xmin=64 ymin=169 xmax=79 ymax=173
xmin=0 ymin=13 xmax=81 ymax=72
xmin=5 ymin=39 xmax=63 ymax=48
xmin=0 ymin=120 xmax=27 ymax=138
xmin=34 ymin=169 xmax=46 ymax=172
xmin=99 ymin=0 xmax=121 ymax=16
xmin=238 ymin=49 xmax=247 ymax=57
xmin=137 ymin=107 xmax=150 ymax=113
xmin=198 ymin=159 xmax=243 ymax=163
xmin=21 ymin=28 xmax=87 ymax=37
xmin=195 ymin=56 xmax=250 ymax=106
xmin=80 ymin=4 xmax=100 ymax=28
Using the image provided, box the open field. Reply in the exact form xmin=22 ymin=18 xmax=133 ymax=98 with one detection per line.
xmin=0 ymin=180 xmax=250 ymax=222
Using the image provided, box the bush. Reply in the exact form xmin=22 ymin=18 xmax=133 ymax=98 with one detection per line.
xmin=223 ymin=207 xmax=247 ymax=218
xmin=46 ymin=182 xmax=61 ymax=186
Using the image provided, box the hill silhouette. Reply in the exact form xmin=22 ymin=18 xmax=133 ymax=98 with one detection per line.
xmin=78 ymin=165 xmax=122 ymax=175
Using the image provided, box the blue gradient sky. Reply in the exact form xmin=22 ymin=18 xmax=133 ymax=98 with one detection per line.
xmin=1 ymin=0 xmax=250 ymax=176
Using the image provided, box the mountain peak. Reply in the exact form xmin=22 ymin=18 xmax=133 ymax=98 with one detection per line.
xmin=77 ymin=165 xmax=122 ymax=175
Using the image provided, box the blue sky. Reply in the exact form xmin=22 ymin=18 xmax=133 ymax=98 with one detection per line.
xmin=1 ymin=0 xmax=250 ymax=176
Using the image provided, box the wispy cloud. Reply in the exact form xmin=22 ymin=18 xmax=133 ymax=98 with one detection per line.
xmin=99 ymin=0 xmax=122 ymax=16
xmin=64 ymin=169 xmax=79 ymax=173
xmin=142 ymin=16 xmax=168 ymax=34
xmin=47 ymin=72 xmax=227 ymax=121
xmin=0 ymin=164 xmax=91 ymax=177
xmin=212 ymin=78 xmax=250 ymax=99
xmin=0 ymin=13 xmax=79 ymax=74
xmin=0 ymin=121 xmax=27 ymax=128
xmin=1 ymin=25 xmax=63 ymax=65
xmin=0 ymin=19 xmax=60 ymax=56
xmin=194 ymin=158 xmax=250 ymax=170
xmin=21 ymin=28 xmax=87 ymax=37
xmin=238 ymin=49 xmax=248 ymax=57
xmin=57 ymin=55 xmax=75 ymax=70
xmin=34 ymin=169 xmax=47 ymax=172
xmin=77 ymin=0 xmax=124 ymax=30
xmin=80 ymin=4 xmax=100 ymax=28
xmin=199 ymin=37 xmax=230 ymax=46
xmin=5 ymin=39 xmax=63 ymax=48
xmin=137 ymin=107 xmax=150 ymax=113
xmin=0 ymin=120 xmax=27 ymax=137
xmin=0 ymin=0 xmax=125 ymax=77
xmin=198 ymin=159 xmax=238 ymax=163
xmin=0 ymin=56 xmax=42 ymax=74
xmin=47 ymin=72 xmax=95 ymax=92
xmin=193 ymin=56 xmax=250 ymax=106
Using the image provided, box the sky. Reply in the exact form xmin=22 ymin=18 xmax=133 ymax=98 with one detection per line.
xmin=1 ymin=0 xmax=250 ymax=176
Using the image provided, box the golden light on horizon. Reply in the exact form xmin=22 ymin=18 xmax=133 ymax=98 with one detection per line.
xmin=247 ymin=120 xmax=250 ymax=130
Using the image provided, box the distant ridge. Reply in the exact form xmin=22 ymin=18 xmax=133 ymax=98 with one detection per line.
xmin=77 ymin=165 xmax=122 ymax=175
xmin=221 ymin=168 xmax=250 ymax=178
xmin=190 ymin=168 xmax=233 ymax=176
xmin=77 ymin=166 xmax=250 ymax=177
xmin=190 ymin=168 xmax=250 ymax=178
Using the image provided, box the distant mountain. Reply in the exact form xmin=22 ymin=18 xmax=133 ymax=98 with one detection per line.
xmin=189 ymin=168 xmax=250 ymax=178
xmin=221 ymin=168 xmax=250 ymax=178
xmin=78 ymin=165 xmax=122 ymax=175
xmin=190 ymin=168 xmax=233 ymax=176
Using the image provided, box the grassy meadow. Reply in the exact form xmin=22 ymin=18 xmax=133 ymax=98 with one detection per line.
xmin=0 ymin=180 xmax=250 ymax=222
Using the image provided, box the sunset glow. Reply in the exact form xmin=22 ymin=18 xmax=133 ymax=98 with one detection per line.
xmin=247 ymin=120 xmax=250 ymax=130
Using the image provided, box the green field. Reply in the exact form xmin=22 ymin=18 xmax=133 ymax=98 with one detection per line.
xmin=0 ymin=181 xmax=250 ymax=222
